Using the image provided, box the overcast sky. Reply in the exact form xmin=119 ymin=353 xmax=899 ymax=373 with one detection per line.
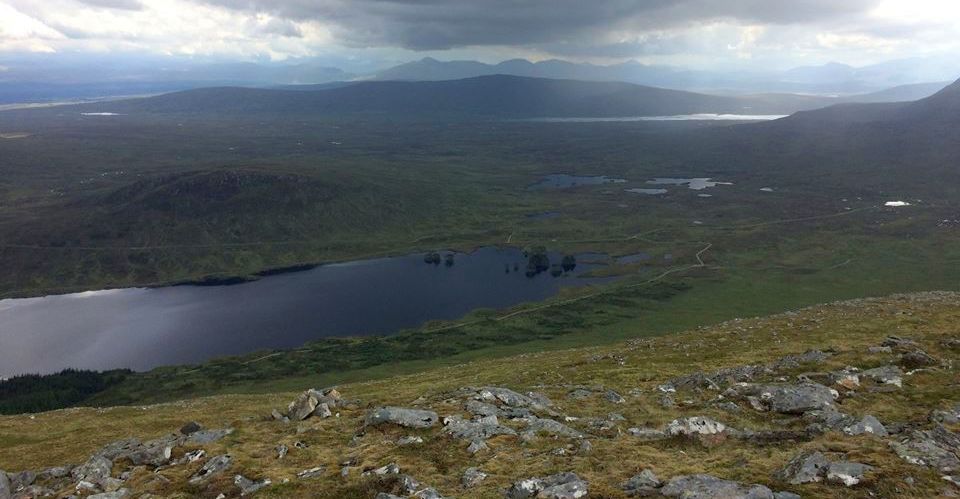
xmin=2 ymin=0 xmax=959 ymax=70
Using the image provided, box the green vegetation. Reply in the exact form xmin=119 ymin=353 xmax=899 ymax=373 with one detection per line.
xmin=0 ymin=369 xmax=131 ymax=415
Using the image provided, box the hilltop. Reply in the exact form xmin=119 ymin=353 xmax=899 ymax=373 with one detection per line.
xmin=2 ymin=292 xmax=959 ymax=498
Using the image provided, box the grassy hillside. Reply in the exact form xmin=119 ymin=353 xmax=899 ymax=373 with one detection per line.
xmin=2 ymin=292 xmax=959 ymax=498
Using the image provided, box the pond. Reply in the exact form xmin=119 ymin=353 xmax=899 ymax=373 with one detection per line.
xmin=529 ymin=174 xmax=626 ymax=190
xmin=647 ymin=178 xmax=733 ymax=191
xmin=0 ymin=247 xmax=611 ymax=376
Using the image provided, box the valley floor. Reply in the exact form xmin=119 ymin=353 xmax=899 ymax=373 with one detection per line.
xmin=2 ymin=291 xmax=960 ymax=498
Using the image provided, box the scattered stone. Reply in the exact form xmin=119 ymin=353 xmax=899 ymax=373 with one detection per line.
xmin=366 ymin=407 xmax=439 ymax=429
xmin=882 ymin=336 xmax=917 ymax=348
xmin=666 ymin=416 xmax=727 ymax=437
xmin=397 ymin=436 xmax=424 ymax=446
xmin=715 ymin=401 xmax=742 ymax=413
xmin=461 ymin=467 xmax=488 ymax=488
xmin=578 ymin=440 xmax=593 ymax=454
xmin=777 ymin=451 xmax=830 ymax=484
xmin=467 ymin=440 xmax=488 ymax=454
xmin=505 ymin=472 xmax=588 ymax=499
xmin=804 ymin=406 xmax=856 ymax=431
xmin=521 ymin=417 xmax=583 ymax=439
xmin=179 ymin=422 xmax=202 ymax=435
xmin=186 ymin=428 xmax=233 ymax=446
xmin=862 ymin=365 xmax=904 ymax=387
xmin=659 ymin=474 xmax=774 ymax=498
xmin=0 ymin=472 xmax=10 ymax=499
xmin=758 ymin=383 xmax=837 ymax=414
xmin=294 ymin=440 xmax=308 ymax=449
xmin=844 ymin=415 xmax=888 ymax=437
xmin=188 ymin=455 xmax=232 ymax=485
xmin=39 ymin=466 xmax=72 ymax=480
xmin=568 ymin=389 xmax=593 ymax=400
xmin=234 ymin=475 xmax=271 ymax=496
xmin=465 ymin=400 xmax=501 ymax=418
xmin=271 ymin=409 xmax=286 ymax=421
xmin=314 ymin=403 xmax=333 ymax=419
xmin=833 ymin=373 xmax=860 ymax=390
xmin=621 ymin=469 xmax=662 ymax=496
xmin=659 ymin=394 xmax=676 ymax=409
xmin=443 ymin=415 xmax=516 ymax=441
xmin=826 ymin=461 xmax=873 ymax=487
xmin=296 ymin=467 xmax=326 ymax=479
xmin=364 ymin=464 xmax=401 ymax=477
xmin=287 ymin=391 xmax=319 ymax=421
xmin=71 ymin=455 xmax=113 ymax=485
xmin=931 ymin=405 xmax=960 ymax=424
xmin=178 ymin=450 xmax=206 ymax=465
xmin=772 ymin=350 xmax=829 ymax=370
xmin=413 ymin=487 xmax=443 ymax=499
xmin=868 ymin=346 xmax=893 ymax=354
xmin=628 ymin=428 xmax=668 ymax=441
xmin=604 ymin=390 xmax=626 ymax=404
xmin=9 ymin=470 xmax=36 ymax=490
xmin=276 ymin=444 xmax=288 ymax=459
xmin=899 ymin=350 xmax=939 ymax=369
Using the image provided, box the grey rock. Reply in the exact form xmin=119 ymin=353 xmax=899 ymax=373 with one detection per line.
xmin=760 ymin=383 xmax=837 ymax=414
xmin=397 ymin=436 xmax=424 ymax=446
xmin=622 ymin=469 xmax=662 ymax=496
xmin=578 ymin=440 xmax=593 ymax=454
xmin=296 ymin=467 xmax=326 ymax=479
xmin=891 ymin=426 xmax=960 ymax=472
xmin=777 ymin=451 xmax=830 ymax=484
xmin=414 ymin=487 xmax=443 ymax=499
xmin=465 ymin=400 xmax=501 ymax=418
xmin=773 ymin=493 xmax=801 ymax=499
xmin=826 ymin=461 xmax=873 ymax=487
xmin=659 ymin=475 xmax=774 ymax=498
xmin=313 ymin=402 xmax=333 ymax=419
xmin=475 ymin=387 xmax=550 ymax=409
xmin=0 ymin=471 xmax=10 ymax=499
xmin=882 ymin=335 xmax=916 ymax=348
xmin=467 ymin=439 xmax=489 ymax=454
xmin=605 ymin=390 xmax=626 ymax=404
xmin=659 ymin=394 xmax=676 ymax=409
xmin=844 ymin=415 xmax=888 ymax=437
xmin=628 ymin=427 xmax=668 ymax=441
xmin=900 ymin=350 xmax=939 ymax=369
xmin=461 ymin=467 xmax=488 ymax=488
xmin=868 ymin=346 xmax=893 ymax=354
xmin=506 ymin=472 xmax=587 ymax=499
xmin=71 ymin=455 xmax=113 ymax=485
xmin=772 ymin=350 xmax=828 ymax=370
xmin=803 ymin=406 xmax=856 ymax=431
xmin=186 ymin=428 xmax=233 ymax=445
xmin=188 ymin=455 xmax=232 ymax=485
xmin=9 ymin=470 xmax=36 ymax=490
xmin=88 ymin=491 xmax=130 ymax=499
xmin=396 ymin=475 xmax=422 ymax=495
xmin=521 ymin=417 xmax=583 ymax=439
xmin=567 ymin=389 xmax=593 ymax=400
xmin=375 ymin=494 xmax=404 ymax=499
xmin=666 ymin=417 xmax=727 ymax=437
xmin=276 ymin=444 xmax=288 ymax=459
xmin=932 ymin=405 xmax=960 ymax=424
xmin=443 ymin=415 xmax=516 ymax=441
xmin=366 ymin=407 xmax=439 ymax=429
xmin=861 ymin=365 xmax=904 ymax=387
xmin=715 ymin=401 xmax=742 ymax=413
xmin=364 ymin=463 xmax=401 ymax=476
xmin=287 ymin=391 xmax=319 ymax=421
xmin=234 ymin=475 xmax=271 ymax=496
xmin=39 ymin=466 xmax=72 ymax=480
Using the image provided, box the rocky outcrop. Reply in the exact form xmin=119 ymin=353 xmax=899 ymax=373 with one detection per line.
xmin=188 ymin=454 xmax=232 ymax=485
xmin=366 ymin=407 xmax=439 ymax=429
xmin=659 ymin=474 xmax=775 ymax=498
xmin=777 ymin=450 xmax=873 ymax=487
xmin=621 ymin=469 xmax=662 ymax=496
xmin=285 ymin=388 xmax=343 ymax=421
xmin=890 ymin=425 xmax=960 ymax=472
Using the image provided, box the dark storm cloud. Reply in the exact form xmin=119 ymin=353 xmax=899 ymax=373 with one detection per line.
xmin=200 ymin=0 xmax=882 ymax=50
xmin=76 ymin=0 xmax=144 ymax=10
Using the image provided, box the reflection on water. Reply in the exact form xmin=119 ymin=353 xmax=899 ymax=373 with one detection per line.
xmin=647 ymin=178 xmax=733 ymax=191
xmin=0 ymin=247 xmax=611 ymax=376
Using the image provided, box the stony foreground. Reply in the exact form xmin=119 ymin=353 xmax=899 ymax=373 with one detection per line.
xmin=2 ymin=292 xmax=960 ymax=498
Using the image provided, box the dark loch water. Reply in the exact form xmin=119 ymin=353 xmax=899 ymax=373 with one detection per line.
xmin=0 ymin=247 xmax=607 ymax=376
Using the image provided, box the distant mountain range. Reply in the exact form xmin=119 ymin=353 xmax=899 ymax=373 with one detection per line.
xmin=68 ymin=74 xmax=955 ymax=120
xmin=369 ymin=57 xmax=960 ymax=95
xmin=1 ymin=53 xmax=957 ymax=105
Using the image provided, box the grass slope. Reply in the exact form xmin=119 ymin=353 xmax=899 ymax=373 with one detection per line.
xmin=2 ymin=292 xmax=959 ymax=498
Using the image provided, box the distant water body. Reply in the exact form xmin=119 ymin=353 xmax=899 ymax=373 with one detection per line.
xmin=527 ymin=114 xmax=788 ymax=123
xmin=0 ymin=247 xmax=610 ymax=376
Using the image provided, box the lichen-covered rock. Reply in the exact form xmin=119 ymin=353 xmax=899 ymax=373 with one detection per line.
xmin=899 ymin=350 xmax=938 ymax=369
xmin=287 ymin=391 xmax=319 ymax=421
xmin=604 ymin=390 xmax=626 ymax=404
xmin=234 ymin=474 xmax=271 ymax=496
xmin=461 ymin=467 xmax=487 ymax=488
xmin=186 ymin=428 xmax=233 ymax=445
xmin=760 ymin=383 xmax=838 ymax=414
xmin=621 ymin=469 xmax=662 ymax=496
xmin=660 ymin=475 xmax=774 ymax=498
xmin=366 ymin=407 xmax=439 ymax=429
xmin=844 ymin=415 xmax=888 ymax=437
xmin=891 ymin=426 xmax=960 ymax=472
xmin=188 ymin=455 xmax=232 ymax=485
xmin=71 ymin=455 xmax=113 ymax=485
xmin=443 ymin=415 xmax=516 ymax=441
xmin=297 ymin=467 xmax=326 ymax=479
xmin=666 ymin=417 xmax=727 ymax=437
xmin=505 ymin=472 xmax=588 ymax=499
xmin=826 ymin=461 xmax=873 ymax=487
xmin=776 ymin=451 xmax=830 ymax=484
xmin=861 ymin=365 xmax=903 ymax=387
xmin=521 ymin=417 xmax=583 ymax=439
xmin=0 ymin=471 xmax=11 ymax=499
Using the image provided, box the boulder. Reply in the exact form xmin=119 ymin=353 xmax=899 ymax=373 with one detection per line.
xmin=88 ymin=491 xmax=130 ymax=499
xmin=443 ymin=415 xmax=516 ymax=441
xmin=188 ymin=455 xmax=232 ymax=485
xmin=861 ymin=366 xmax=903 ymax=387
xmin=890 ymin=426 xmax=960 ymax=472
xmin=931 ymin=405 xmax=960 ymax=424
xmin=0 ymin=471 xmax=10 ymax=499
xmin=760 ymin=383 xmax=837 ymax=414
xmin=474 ymin=387 xmax=551 ymax=410
xmin=521 ymin=417 xmax=583 ymax=439
xmin=505 ymin=472 xmax=588 ymax=499
xmin=605 ymin=390 xmax=626 ymax=404
xmin=9 ymin=470 xmax=36 ymax=490
xmin=465 ymin=400 xmax=501 ymax=418
xmin=666 ymin=417 xmax=727 ymax=437
xmin=287 ymin=392 xmax=319 ymax=421
xmin=467 ymin=439 xmax=489 ymax=454
xmin=314 ymin=403 xmax=333 ymax=419
xmin=461 ymin=467 xmax=487 ymax=488
xmin=844 ymin=415 xmax=888 ymax=437
xmin=186 ymin=428 xmax=233 ymax=445
xmin=776 ymin=451 xmax=830 ymax=484
xmin=659 ymin=475 xmax=774 ymax=498
xmin=413 ymin=487 xmax=444 ymax=499
xmin=826 ymin=461 xmax=873 ymax=487
xmin=71 ymin=455 xmax=113 ymax=485
xmin=234 ymin=475 xmax=271 ymax=496
xmin=297 ymin=467 xmax=326 ymax=479
xmin=621 ymin=469 xmax=662 ymax=496
xmin=179 ymin=422 xmax=202 ymax=435
xmin=366 ymin=407 xmax=439 ymax=429
xmin=899 ymin=350 xmax=938 ymax=369
xmin=803 ymin=407 xmax=856 ymax=431
xmin=397 ymin=436 xmax=424 ymax=446
xmin=628 ymin=427 xmax=668 ymax=441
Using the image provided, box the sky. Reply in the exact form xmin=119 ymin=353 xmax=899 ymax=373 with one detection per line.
xmin=1 ymin=0 xmax=959 ymax=71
